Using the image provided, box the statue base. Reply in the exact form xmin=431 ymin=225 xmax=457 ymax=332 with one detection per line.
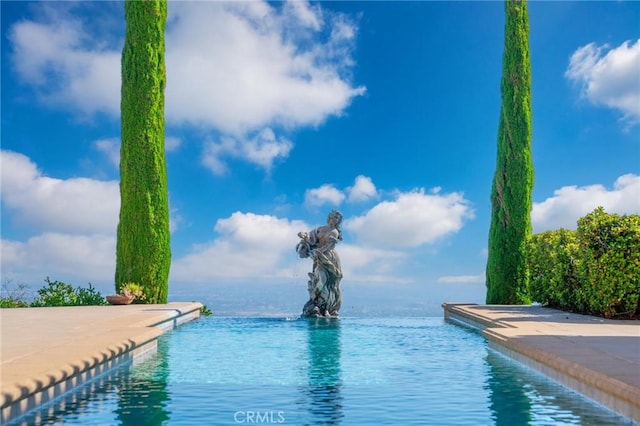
xmin=301 ymin=300 xmax=339 ymax=318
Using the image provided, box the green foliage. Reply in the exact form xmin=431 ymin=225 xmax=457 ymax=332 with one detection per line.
xmin=199 ymin=304 xmax=213 ymax=316
xmin=528 ymin=208 xmax=640 ymax=319
xmin=30 ymin=277 xmax=107 ymax=307
xmin=119 ymin=282 xmax=147 ymax=303
xmin=576 ymin=207 xmax=640 ymax=318
xmin=0 ymin=280 xmax=31 ymax=308
xmin=116 ymin=0 xmax=171 ymax=304
xmin=528 ymin=229 xmax=582 ymax=311
xmin=486 ymin=0 xmax=534 ymax=304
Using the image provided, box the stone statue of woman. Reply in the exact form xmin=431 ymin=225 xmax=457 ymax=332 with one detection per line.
xmin=296 ymin=210 xmax=343 ymax=318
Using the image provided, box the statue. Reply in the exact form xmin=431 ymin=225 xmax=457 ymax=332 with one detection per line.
xmin=296 ymin=210 xmax=343 ymax=318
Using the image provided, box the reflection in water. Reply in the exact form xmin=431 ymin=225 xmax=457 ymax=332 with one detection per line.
xmin=115 ymin=341 xmax=171 ymax=426
xmin=485 ymin=350 xmax=532 ymax=425
xmin=301 ymin=317 xmax=343 ymax=425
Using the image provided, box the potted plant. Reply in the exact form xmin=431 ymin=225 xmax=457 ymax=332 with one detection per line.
xmin=106 ymin=283 xmax=146 ymax=305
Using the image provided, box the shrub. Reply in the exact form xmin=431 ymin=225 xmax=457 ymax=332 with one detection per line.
xmin=30 ymin=277 xmax=107 ymax=307
xmin=528 ymin=207 xmax=640 ymax=318
xmin=576 ymin=207 xmax=640 ymax=318
xmin=528 ymin=229 xmax=582 ymax=311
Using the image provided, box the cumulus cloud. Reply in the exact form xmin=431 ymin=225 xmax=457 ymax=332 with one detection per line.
xmin=171 ymin=212 xmax=307 ymax=282
xmin=344 ymin=189 xmax=474 ymax=248
xmin=304 ymin=184 xmax=346 ymax=207
xmin=531 ymin=174 xmax=640 ymax=232
xmin=304 ymin=175 xmax=377 ymax=207
xmin=1 ymin=233 xmax=116 ymax=285
xmin=202 ymin=129 xmax=293 ymax=175
xmin=8 ymin=3 xmax=122 ymax=117
xmin=566 ymin=39 xmax=640 ymax=125
xmin=165 ymin=1 xmax=365 ymax=135
xmin=0 ymin=150 xmax=120 ymax=234
xmin=347 ymin=175 xmax=378 ymax=203
xmin=338 ymin=244 xmax=409 ymax=284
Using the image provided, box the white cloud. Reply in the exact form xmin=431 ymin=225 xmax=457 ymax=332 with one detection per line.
xmin=1 ymin=234 xmax=116 ymax=286
xmin=344 ymin=189 xmax=474 ymax=248
xmin=0 ymin=150 xmax=185 ymax=287
xmin=165 ymin=1 xmax=365 ymax=136
xmin=532 ymin=174 xmax=640 ymax=232
xmin=566 ymin=39 xmax=640 ymax=125
xmin=202 ymin=129 xmax=293 ymax=175
xmin=437 ymin=275 xmax=484 ymax=284
xmin=171 ymin=212 xmax=308 ymax=282
xmin=7 ymin=1 xmax=364 ymax=172
xmin=338 ymin=244 xmax=409 ymax=283
xmin=304 ymin=184 xmax=346 ymax=207
xmin=0 ymin=150 xmax=120 ymax=234
xmin=8 ymin=5 xmax=122 ymax=117
xmin=347 ymin=175 xmax=377 ymax=203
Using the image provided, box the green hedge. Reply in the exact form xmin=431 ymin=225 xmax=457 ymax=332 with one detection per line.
xmin=528 ymin=207 xmax=640 ymax=318
xmin=528 ymin=229 xmax=582 ymax=311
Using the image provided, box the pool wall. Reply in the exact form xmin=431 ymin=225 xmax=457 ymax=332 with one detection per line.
xmin=443 ymin=303 xmax=640 ymax=424
xmin=0 ymin=303 xmax=202 ymax=425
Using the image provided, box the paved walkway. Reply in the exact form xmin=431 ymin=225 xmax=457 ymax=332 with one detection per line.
xmin=0 ymin=302 xmax=202 ymax=424
xmin=443 ymin=303 xmax=640 ymax=423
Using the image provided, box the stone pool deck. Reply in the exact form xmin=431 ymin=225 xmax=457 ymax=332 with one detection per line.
xmin=443 ymin=303 xmax=640 ymax=424
xmin=0 ymin=302 xmax=202 ymax=425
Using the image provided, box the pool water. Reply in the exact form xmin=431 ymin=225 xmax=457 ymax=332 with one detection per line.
xmin=15 ymin=317 xmax=632 ymax=425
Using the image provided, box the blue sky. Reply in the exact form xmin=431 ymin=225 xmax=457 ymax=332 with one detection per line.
xmin=1 ymin=1 xmax=639 ymax=315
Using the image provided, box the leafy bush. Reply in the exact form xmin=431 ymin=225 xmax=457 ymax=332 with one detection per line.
xmin=528 ymin=207 xmax=640 ymax=318
xmin=576 ymin=207 xmax=640 ymax=318
xmin=30 ymin=277 xmax=107 ymax=307
xmin=528 ymin=229 xmax=582 ymax=311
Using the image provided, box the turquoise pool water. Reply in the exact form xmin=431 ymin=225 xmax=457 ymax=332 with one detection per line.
xmin=16 ymin=316 xmax=632 ymax=425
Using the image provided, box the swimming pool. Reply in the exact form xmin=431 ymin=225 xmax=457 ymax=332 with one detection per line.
xmin=13 ymin=316 xmax=632 ymax=425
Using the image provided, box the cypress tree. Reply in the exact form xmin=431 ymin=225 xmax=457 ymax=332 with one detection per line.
xmin=486 ymin=0 xmax=534 ymax=304
xmin=116 ymin=0 xmax=170 ymax=304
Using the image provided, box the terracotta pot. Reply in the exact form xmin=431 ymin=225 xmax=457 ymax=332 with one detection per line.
xmin=106 ymin=294 xmax=135 ymax=305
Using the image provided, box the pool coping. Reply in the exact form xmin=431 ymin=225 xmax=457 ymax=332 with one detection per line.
xmin=442 ymin=303 xmax=640 ymax=424
xmin=0 ymin=302 xmax=202 ymax=425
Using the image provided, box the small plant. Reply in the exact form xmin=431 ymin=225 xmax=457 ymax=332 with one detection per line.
xmin=119 ymin=282 xmax=146 ymax=302
xmin=199 ymin=304 xmax=212 ymax=316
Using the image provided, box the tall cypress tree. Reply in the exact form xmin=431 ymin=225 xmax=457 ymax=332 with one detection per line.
xmin=116 ymin=0 xmax=170 ymax=304
xmin=486 ymin=0 xmax=534 ymax=304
